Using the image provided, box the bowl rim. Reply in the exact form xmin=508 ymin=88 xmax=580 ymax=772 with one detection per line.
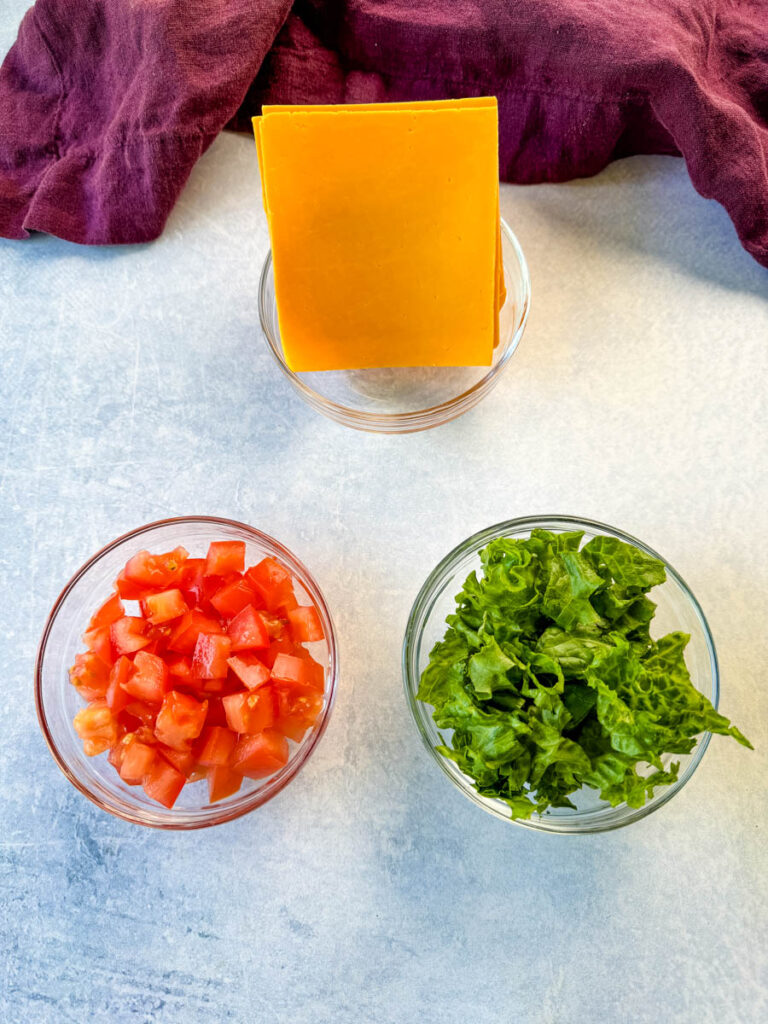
xmin=402 ymin=514 xmax=719 ymax=835
xmin=35 ymin=515 xmax=339 ymax=830
xmin=258 ymin=217 xmax=531 ymax=434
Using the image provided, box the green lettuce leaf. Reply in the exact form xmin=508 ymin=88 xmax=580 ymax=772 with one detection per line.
xmin=417 ymin=532 xmax=751 ymax=819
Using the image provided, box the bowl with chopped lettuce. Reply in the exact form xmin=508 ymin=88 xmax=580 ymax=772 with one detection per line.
xmin=402 ymin=516 xmax=750 ymax=833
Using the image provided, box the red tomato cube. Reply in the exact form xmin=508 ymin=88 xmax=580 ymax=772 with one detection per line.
xmin=196 ymin=725 xmax=238 ymax=767
xmin=259 ymin=637 xmax=289 ymax=670
xmin=115 ymin=570 xmax=147 ymax=599
xmin=121 ymin=700 xmax=158 ymax=727
xmin=82 ymin=626 xmax=114 ymax=666
xmin=178 ymin=557 xmax=207 ymax=604
xmin=245 ymin=557 xmax=296 ymax=612
xmin=119 ymin=740 xmax=156 ymax=783
xmin=273 ymin=684 xmax=324 ymax=743
xmin=192 ymin=633 xmax=232 ymax=679
xmin=121 ymin=650 xmax=169 ymax=703
xmin=210 ymin=578 xmax=260 ymax=619
xmin=158 ymin=745 xmax=197 ymax=778
xmin=143 ymin=588 xmax=189 ymax=625
xmin=73 ymin=701 xmax=119 ymax=756
xmin=205 ymin=541 xmax=245 ymax=577
xmin=227 ymin=653 xmax=270 ymax=691
xmin=166 ymin=654 xmax=193 ymax=678
xmin=106 ymin=656 xmax=134 ymax=713
xmin=124 ymin=546 xmax=189 ymax=588
xmin=200 ymin=677 xmax=228 ymax=694
xmin=154 ymin=690 xmax=208 ymax=750
xmin=207 ymin=766 xmax=243 ymax=803
xmin=287 ymin=606 xmax=324 ymax=643
xmin=222 ymin=690 xmax=275 ymax=735
xmin=231 ymin=730 xmax=289 ymax=779
xmin=88 ymin=592 xmax=125 ymax=630
xmin=110 ymin=616 xmax=150 ymax=656
xmin=227 ymin=605 xmax=269 ymax=651
xmin=168 ymin=610 xmax=224 ymax=655
xmin=270 ymin=653 xmax=315 ymax=688
xmin=69 ymin=651 xmax=110 ymax=701
xmin=142 ymin=759 xmax=186 ymax=808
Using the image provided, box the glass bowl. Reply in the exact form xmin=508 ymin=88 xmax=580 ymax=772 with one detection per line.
xmin=36 ymin=516 xmax=339 ymax=829
xmin=258 ymin=218 xmax=531 ymax=433
xmin=402 ymin=515 xmax=719 ymax=834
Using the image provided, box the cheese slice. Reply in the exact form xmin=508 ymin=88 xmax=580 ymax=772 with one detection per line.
xmin=260 ymin=100 xmax=506 ymax=325
xmin=255 ymin=99 xmax=501 ymax=372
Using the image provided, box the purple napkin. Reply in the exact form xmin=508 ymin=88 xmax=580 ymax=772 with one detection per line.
xmin=1 ymin=1 xmax=767 ymax=269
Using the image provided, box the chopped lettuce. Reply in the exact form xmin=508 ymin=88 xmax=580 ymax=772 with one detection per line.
xmin=417 ymin=530 xmax=751 ymax=819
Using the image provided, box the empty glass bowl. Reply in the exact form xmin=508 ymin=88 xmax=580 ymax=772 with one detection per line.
xmin=402 ymin=515 xmax=719 ymax=834
xmin=36 ymin=516 xmax=339 ymax=829
xmin=258 ymin=218 xmax=531 ymax=433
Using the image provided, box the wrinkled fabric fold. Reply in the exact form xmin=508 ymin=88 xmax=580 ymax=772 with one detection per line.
xmin=1 ymin=0 xmax=767 ymax=268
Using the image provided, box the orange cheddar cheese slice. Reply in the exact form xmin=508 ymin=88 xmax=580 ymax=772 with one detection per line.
xmin=254 ymin=99 xmax=501 ymax=372
xmin=260 ymin=99 xmax=505 ymax=326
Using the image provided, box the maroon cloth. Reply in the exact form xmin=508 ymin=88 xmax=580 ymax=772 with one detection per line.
xmin=1 ymin=1 xmax=767 ymax=268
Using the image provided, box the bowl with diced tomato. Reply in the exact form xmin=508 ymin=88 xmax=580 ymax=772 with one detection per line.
xmin=35 ymin=517 xmax=338 ymax=828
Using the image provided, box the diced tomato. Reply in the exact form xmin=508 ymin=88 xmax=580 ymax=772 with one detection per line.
xmin=270 ymin=653 xmax=316 ymax=689
xmin=192 ymin=633 xmax=231 ymax=679
xmin=109 ymin=727 xmax=155 ymax=775
xmin=196 ymin=725 xmax=238 ymax=767
xmin=88 ymin=592 xmax=125 ymax=630
xmin=207 ymin=765 xmax=243 ymax=803
xmin=68 ymin=539 xmax=325 ymax=807
xmin=158 ymin=744 xmax=196 ymax=778
xmin=192 ymin=573 xmax=229 ymax=613
xmin=287 ymin=605 xmax=324 ymax=643
xmin=227 ymin=605 xmax=269 ymax=651
xmin=144 ymin=624 xmax=173 ymax=658
xmin=260 ymin=635 xmax=295 ymax=669
xmin=82 ymin=626 xmax=113 ymax=666
xmin=142 ymin=759 xmax=186 ymax=809
xmin=167 ymin=610 xmax=224 ymax=655
xmin=227 ymin=653 xmax=270 ymax=691
xmin=69 ymin=651 xmax=110 ymax=701
xmin=179 ymin=557 xmax=206 ymax=601
xmin=245 ymin=557 xmax=296 ymax=612
xmin=121 ymin=701 xmax=158 ymax=727
xmin=143 ymin=588 xmax=189 ymax=625
xmin=119 ymin=739 xmax=156 ymax=783
xmin=204 ymin=699 xmax=229 ymax=728
xmin=115 ymin=570 xmax=148 ymax=600
xmin=121 ymin=650 xmax=169 ymax=703
xmin=111 ymin=616 xmax=149 ymax=655
xmin=222 ymin=690 xmax=275 ymax=734
xmin=273 ymin=684 xmax=323 ymax=742
xmin=154 ymin=690 xmax=208 ymax=750
xmin=210 ymin=577 xmax=260 ymax=619
xmin=105 ymin=656 xmax=133 ymax=713
xmin=205 ymin=540 xmax=245 ymax=577
xmin=231 ymin=730 xmax=289 ymax=779
xmin=200 ymin=677 xmax=229 ymax=694
xmin=124 ymin=546 xmax=189 ymax=588
xmin=264 ymin=613 xmax=290 ymax=640
xmin=74 ymin=701 xmax=119 ymax=756
xmin=108 ymin=740 xmax=126 ymax=772
xmin=166 ymin=654 xmax=193 ymax=678
xmin=302 ymin=652 xmax=326 ymax=691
